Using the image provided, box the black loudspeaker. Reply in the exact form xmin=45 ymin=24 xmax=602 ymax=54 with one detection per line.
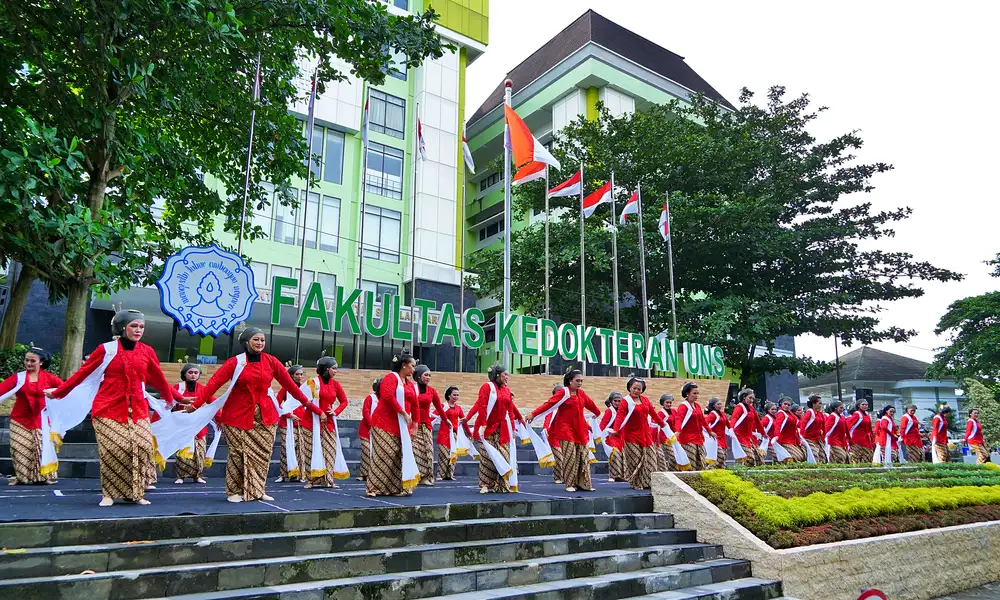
xmin=855 ymin=388 xmax=874 ymax=402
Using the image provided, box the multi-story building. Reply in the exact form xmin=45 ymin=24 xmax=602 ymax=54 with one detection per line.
xmin=462 ymin=9 xmax=737 ymax=374
xmin=5 ymin=0 xmax=488 ymax=370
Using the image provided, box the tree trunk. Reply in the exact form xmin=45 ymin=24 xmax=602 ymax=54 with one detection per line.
xmin=0 ymin=267 xmax=35 ymax=349
xmin=59 ymin=279 xmax=91 ymax=379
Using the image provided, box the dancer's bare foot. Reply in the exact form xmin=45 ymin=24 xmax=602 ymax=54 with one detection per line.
xmin=196 ymin=478 xmax=207 ymax=484
xmin=565 ymin=487 xmax=577 ymax=492
xmin=174 ymin=479 xmax=184 ymax=484
xmin=99 ymin=496 xmax=114 ymax=507
xmin=227 ymin=494 xmax=243 ymax=503
xmin=137 ymin=499 xmax=151 ymax=506
xmin=260 ymin=494 xmax=274 ymax=502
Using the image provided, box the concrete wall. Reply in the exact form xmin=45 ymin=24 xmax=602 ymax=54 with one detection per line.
xmin=652 ymin=471 xmax=1000 ymax=600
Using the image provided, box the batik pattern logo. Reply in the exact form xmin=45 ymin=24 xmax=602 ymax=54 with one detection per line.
xmin=157 ymin=245 xmax=258 ymax=337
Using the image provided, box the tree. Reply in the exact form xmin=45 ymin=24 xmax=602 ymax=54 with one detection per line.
xmin=470 ymin=88 xmax=963 ymax=386
xmin=928 ymin=254 xmax=1000 ymax=386
xmin=963 ymin=379 xmax=1000 ymax=450
xmin=0 ymin=1 xmax=449 ymax=377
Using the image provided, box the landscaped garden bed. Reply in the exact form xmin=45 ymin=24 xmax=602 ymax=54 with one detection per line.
xmin=680 ymin=463 xmax=1000 ymax=549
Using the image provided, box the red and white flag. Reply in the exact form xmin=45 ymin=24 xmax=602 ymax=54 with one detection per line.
xmin=505 ymin=105 xmax=561 ymax=171
xmin=582 ymin=181 xmax=612 ymax=218
xmin=513 ymin=161 xmax=546 ymax=186
xmin=417 ymin=119 xmax=427 ymax=161
xmin=659 ymin=200 xmax=671 ymax=241
xmin=619 ymin=189 xmax=640 ymax=225
xmin=462 ymin=135 xmax=476 ymax=173
xmin=361 ymin=97 xmax=370 ymax=148
xmin=548 ymin=169 xmax=581 ymax=198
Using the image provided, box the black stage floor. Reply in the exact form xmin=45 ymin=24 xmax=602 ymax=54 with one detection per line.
xmin=0 ymin=474 xmax=649 ymax=522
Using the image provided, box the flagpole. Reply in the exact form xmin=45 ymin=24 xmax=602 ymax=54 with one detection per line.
xmin=457 ymin=181 xmax=467 ymax=373
xmin=609 ymin=170 xmax=621 ymax=377
xmin=502 ymin=79 xmax=513 ymax=369
xmin=579 ymin=161 xmax=586 ymax=375
xmin=636 ymin=183 xmax=650 ymax=376
xmin=409 ymin=104 xmax=420 ymax=358
xmin=293 ymin=69 xmax=319 ymax=364
xmin=354 ymin=87 xmax=372 ymax=370
xmin=665 ymin=192 xmax=678 ymax=341
xmin=544 ymin=166 xmax=550 ymax=321
xmin=237 ymin=52 xmax=262 ymax=258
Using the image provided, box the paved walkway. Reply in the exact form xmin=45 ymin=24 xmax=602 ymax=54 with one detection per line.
xmin=932 ymin=583 xmax=1000 ymax=599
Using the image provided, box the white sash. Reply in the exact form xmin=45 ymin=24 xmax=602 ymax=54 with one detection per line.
xmin=703 ymin=428 xmax=719 ymax=466
xmin=599 ymin=407 xmax=616 ymax=457
xmin=679 ymin=400 xmax=694 ymax=431
xmin=903 ymin=414 xmax=916 ymax=436
xmin=47 ymin=341 xmax=118 ymax=443
xmin=824 ymin=413 xmax=840 ymax=461
xmin=872 ymin=416 xmax=894 ymax=468
xmin=5 ymin=371 xmax=60 ymax=476
xmin=532 ymin=387 xmax=569 ymax=428
xmin=298 ymin=377 xmax=350 ymax=480
xmin=390 ymin=372 xmax=420 ymax=490
xmin=758 ymin=416 xmax=773 ymax=452
xmin=454 ymin=406 xmax=479 ymax=459
xmin=516 ymin=420 xmax=553 ymax=467
xmin=799 ymin=431 xmax=817 ymax=464
xmin=728 ymin=405 xmax=749 ymax=461
xmin=653 ymin=410 xmax=689 ymax=469
xmin=969 ymin=419 xmax=980 ymax=440
xmin=478 ymin=382 xmax=516 ymax=487
xmin=366 ymin=393 xmax=381 ymax=465
xmin=849 ymin=412 xmax=866 ymax=438
xmin=151 ymin=354 xmax=246 ymax=465
xmin=279 ymin=389 xmax=301 ymax=477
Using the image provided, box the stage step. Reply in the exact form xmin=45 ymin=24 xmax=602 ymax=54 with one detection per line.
xmin=0 ymin=495 xmax=782 ymax=600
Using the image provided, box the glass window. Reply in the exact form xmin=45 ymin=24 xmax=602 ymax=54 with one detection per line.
xmin=320 ymin=195 xmax=341 ymax=252
xmin=250 ymin=183 xmax=273 ymax=239
xmin=307 ymin=125 xmax=324 ymax=180
xmin=323 ymin=129 xmax=344 ymax=184
xmin=273 ymin=188 xmax=299 ymax=245
xmin=250 ymin=262 xmax=268 ymax=290
xmin=479 ymin=172 xmax=500 ymax=192
xmin=317 ymin=273 xmax=337 ymax=299
xmin=291 ymin=269 xmax=315 ymax=291
xmin=477 ymin=218 xmax=505 ymax=242
xmin=366 ymin=142 xmax=404 ymax=200
xmin=369 ymin=89 xmax=405 ymax=139
xmin=271 ymin=265 xmax=292 ymax=286
xmin=362 ymin=206 xmax=401 ymax=263
xmin=382 ymin=50 xmax=407 ymax=81
xmin=393 ymin=0 xmax=408 ymax=9
xmin=300 ymin=190 xmax=320 ymax=249
xmin=362 ymin=280 xmax=399 ymax=298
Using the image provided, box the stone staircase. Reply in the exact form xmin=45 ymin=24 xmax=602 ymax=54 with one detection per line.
xmin=0 ymin=495 xmax=787 ymax=600
xmin=0 ymin=416 xmax=610 ymax=479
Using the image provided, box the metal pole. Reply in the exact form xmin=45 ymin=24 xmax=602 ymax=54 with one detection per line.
xmin=544 ymin=165 xmax=550 ymax=374
xmin=834 ymin=334 xmax=843 ymax=403
xmin=293 ymin=69 xmax=318 ymax=364
xmin=579 ymin=161 xmax=586 ymax=375
xmin=635 ymin=183 xmax=650 ymax=376
xmin=237 ymin=52 xmax=262 ymax=258
xmin=502 ymin=79 xmax=513 ymax=369
xmin=354 ymin=87 xmax=372 ymax=369
xmin=609 ymin=170 xmax=620 ymax=376
xmin=409 ymin=103 xmax=421 ymax=356
xmin=457 ymin=182 xmax=467 ymax=373
xmin=665 ymin=192 xmax=678 ymax=341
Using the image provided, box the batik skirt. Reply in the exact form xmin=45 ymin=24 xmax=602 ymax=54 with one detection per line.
xmin=221 ymin=405 xmax=276 ymax=500
xmin=174 ymin=436 xmax=206 ymax=480
xmin=94 ymin=417 xmax=153 ymax=501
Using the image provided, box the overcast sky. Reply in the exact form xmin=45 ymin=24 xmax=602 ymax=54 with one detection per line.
xmin=464 ymin=1 xmax=999 ymax=366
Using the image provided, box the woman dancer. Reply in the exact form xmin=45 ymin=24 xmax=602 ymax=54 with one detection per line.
xmin=434 ymin=386 xmax=470 ymax=481
xmin=529 ymin=369 xmax=601 ymax=492
xmin=799 ymin=395 xmax=828 ymax=464
xmin=759 ymin=402 xmax=778 ymax=463
xmin=730 ymin=388 xmax=764 ymax=466
xmin=368 ymin=354 xmax=416 ymax=497
xmin=847 ymin=399 xmax=875 ymax=464
xmin=965 ymin=408 xmax=989 ymax=464
xmin=673 ymin=382 xmax=710 ymax=470
xmin=471 ymin=365 xmax=524 ymax=494
xmin=657 ymin=394 xmax=676 ymax=471
xmin=300 ymin=357 xmax=349 ymax=489
xmin=705 ymin=397 xmax=729 ymax=469
xmin=193 ymin=327 xmax=323 ymax=503
xmin=600 ymin=393 xmax=625 ymax=482
xmin=540 ymin=384 xmax=564 ymax=484
xmin=900 ymin=405 xmax=924 ymax=463
xmin=874 ymin=405 xmax=900 ymax=464
xmin=824 ymin=401 xmax=851 ymax=464
xmin=48 ymin=310 xmax=182 ymax=506
xmin=932 ymin=405 xmax=952 ymax=463
xmin=609 ymin=376 xmax=665 ymax=488
xmin=409 ymin=365 xmax=446 ymax=486
xmin=773 ymin=398 xmax=804 ymax=463
xmin=0 ymin=347 xmax=62 ymax=485
xmin=357 ymin=379 xmax=380 ymax=482
xmin=275 ymin=365 xmax=307 ymax=483
xmin=173 ymin=364 xmax=209 ymax=484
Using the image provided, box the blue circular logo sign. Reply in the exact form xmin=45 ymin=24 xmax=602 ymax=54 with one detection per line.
xmin=156 ymin=245 xmax=258 ymax=337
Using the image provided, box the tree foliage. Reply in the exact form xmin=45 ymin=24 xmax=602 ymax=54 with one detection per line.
xmin=964 ymin=379 xmax=1000 ymax=450
xmin=0 ymin=0 xmax=449 ymax=376
xmin=470 ymin=87 xmax=963 ymax=386
xmin=928 ymin=254 xmax=1000 ymax=386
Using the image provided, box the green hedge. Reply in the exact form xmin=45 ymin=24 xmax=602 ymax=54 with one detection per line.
xmin=735 ymin=464 xmax=1000 ymax=497
xmin=700 ymin=468 xmax=1000 ymax=529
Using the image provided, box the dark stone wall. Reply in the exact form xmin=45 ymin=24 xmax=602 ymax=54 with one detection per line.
xmin=406 ymin=279 xmax=476 ymax=373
